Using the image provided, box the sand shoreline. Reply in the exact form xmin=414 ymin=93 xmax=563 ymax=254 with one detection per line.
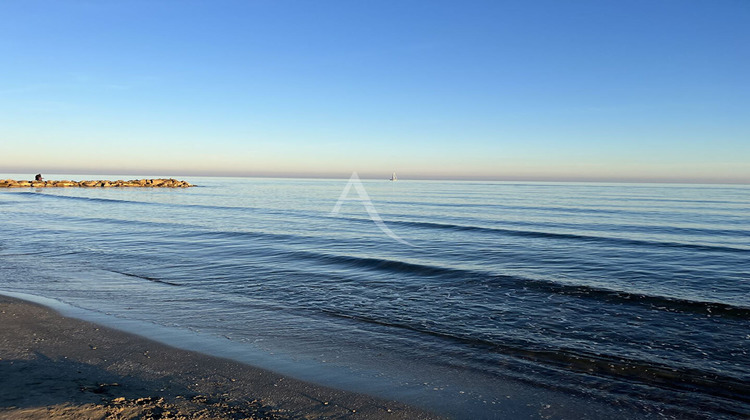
xmin=0 ymin=294 xmax=441 ymax=419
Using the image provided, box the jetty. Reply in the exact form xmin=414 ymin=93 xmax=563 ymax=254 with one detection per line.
xmin=0 ymin=178 xmax=194 ymax=188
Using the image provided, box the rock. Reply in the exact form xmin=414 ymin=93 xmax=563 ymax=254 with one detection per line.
xmin=2 ymin=181 xmax=20 ymax=187
xmin=0 ymin=178 xmax=194 ymax=188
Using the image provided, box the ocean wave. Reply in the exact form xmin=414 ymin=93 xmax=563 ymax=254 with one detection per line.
xmin=9 ymin=192 xmax=749 ymax=316
xmin=15 ymin=190 xmax=285 ymax=215
xmin=13 ymin=191 xmax=156 ymax=206
xmin=381 ymin=218 xmax=750 ymax=253
xmin=286 ymin=250 xmax=750 ymax=318
xmin=107 ymin=269 xmax=182 ymax=286
xmin=320 ymin=308 xmax=750 ymax=405
xmin=21 ymin=192 xmax=749 ymax=254
xmin=427 ymin=217 xmax=750 ymax=238
xmin=25 ymin=208 xmax=746 ymax=318
xmin=381 ymin=197 xmax=748 ymax=215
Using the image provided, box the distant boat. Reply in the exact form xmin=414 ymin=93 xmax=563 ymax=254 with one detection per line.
xmin=389 ymin=172 xmax=398 ymax=181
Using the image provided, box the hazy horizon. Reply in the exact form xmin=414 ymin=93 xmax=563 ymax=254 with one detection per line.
xmin=2 ymin=1 xmax=748 ymax=184
xmin=2 ymin=168 xmax=749 ymax=185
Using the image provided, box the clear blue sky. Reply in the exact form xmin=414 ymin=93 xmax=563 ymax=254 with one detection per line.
xmin=1 ymin=0 xmax=748 ymax=182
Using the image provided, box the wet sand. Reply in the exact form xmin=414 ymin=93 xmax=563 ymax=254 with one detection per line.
xmin=0 ymin=294 xmax=441 ymax=419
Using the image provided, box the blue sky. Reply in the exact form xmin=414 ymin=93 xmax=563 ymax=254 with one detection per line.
xmin=1 ymin=0 xmax=748 ymax=182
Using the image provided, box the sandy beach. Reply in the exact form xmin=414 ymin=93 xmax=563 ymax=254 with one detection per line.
xmin=0 ymin=294 xmax=441 ymax=420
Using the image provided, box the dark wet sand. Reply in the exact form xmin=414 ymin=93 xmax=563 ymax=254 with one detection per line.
xmin=0 ymin=294 xmax=442 ymax=419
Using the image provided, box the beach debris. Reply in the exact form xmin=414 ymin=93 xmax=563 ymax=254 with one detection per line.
xmin=135 ymin=397 xmax=162 ymax=405
xmin=191 ymin=395 xmax=209 ymax=403
xmin=0 ymin=178 xmax=194 ymax=188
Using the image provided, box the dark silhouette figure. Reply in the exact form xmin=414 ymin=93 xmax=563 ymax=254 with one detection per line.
xmin=35 ymin=174 xmax=43 ymax=182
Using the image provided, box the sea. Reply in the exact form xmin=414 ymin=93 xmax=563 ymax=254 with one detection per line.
xmin=0 ymin=174 xmax=748 ymax=419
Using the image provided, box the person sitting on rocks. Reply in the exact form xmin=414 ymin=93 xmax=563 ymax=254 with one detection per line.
xmin=35 ymin=174 xmax=43 ymax=182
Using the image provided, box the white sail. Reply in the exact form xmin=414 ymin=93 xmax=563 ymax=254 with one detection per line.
xmin=390 ymin=172 xmax=397 ymax=181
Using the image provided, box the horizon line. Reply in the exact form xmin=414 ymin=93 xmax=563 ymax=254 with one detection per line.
xmin=1 ymin=169 xmax=748 ymax=186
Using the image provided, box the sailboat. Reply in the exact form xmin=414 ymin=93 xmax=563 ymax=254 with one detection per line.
xmin=389 ymin=172 xmax=398 ymax=181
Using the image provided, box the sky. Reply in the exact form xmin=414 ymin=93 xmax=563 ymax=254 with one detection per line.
xmin=1 ymin=0 xmax=748 ymax=183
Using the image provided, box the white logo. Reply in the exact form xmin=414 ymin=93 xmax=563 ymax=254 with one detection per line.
xmin=330 ymin=172 xmax=414 ymax=246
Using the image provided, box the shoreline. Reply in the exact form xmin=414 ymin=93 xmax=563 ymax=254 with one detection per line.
xmin=0 ymin=294 xmax=441 ymax=419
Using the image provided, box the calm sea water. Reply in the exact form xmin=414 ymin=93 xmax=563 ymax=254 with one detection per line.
xmin=1 ymin=175 xmax=748 ymax=419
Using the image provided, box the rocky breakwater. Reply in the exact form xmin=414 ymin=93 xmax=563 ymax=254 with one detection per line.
xmin=0 ymin=178 xmax=194 ymax=188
